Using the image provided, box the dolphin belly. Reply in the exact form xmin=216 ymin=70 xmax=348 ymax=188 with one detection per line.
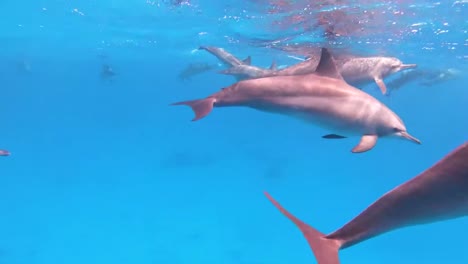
xmin=244 ymin=95 xmax=375 ymax=136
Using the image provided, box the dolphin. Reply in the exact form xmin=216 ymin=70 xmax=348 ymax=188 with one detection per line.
xmin=219 ymin=64 xmax=277 ymax=80
xmin=198 ymin=46 xmax=251 ymax=68
xmin=386 ymin=68 xmax=462 ymax=93
xmin=214 ymin=49 xmax=417 ymax=93
xmin=0 ymin=149 xmax=10 ymax=156
xmin=338 ymin=56 xmax=417 ymax=95
xmin=178 ymin=62 xmax=216 ymax=81
xmin=265 ymin=141 xmax=468 ymax=264
xmin=171 ymin=47 xmax=420 ymax=153
xmin=101 ymin=64 xmax=116 ymax=80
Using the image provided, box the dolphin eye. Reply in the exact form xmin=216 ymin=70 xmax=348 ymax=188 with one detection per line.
xmin=393 ymin=127 xmax=401 ymax=132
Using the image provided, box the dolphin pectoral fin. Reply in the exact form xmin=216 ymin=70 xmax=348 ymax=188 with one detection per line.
xmin=171 ymin=97 xmax=216 ymax=121
xmin=243 ymin=56 xmax=251 ymax=65
xmin=352 ymin=135 xmax=378 ymax=153
xmin=374 ymin=77 xmax=387 ymax=95
xmin=322 ymin=134 xmax=347 ymax=139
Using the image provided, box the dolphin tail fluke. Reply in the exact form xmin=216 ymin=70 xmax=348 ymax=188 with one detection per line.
xmin=264 ymin=192 xmax=342 ymax=264
xmin=171 ymin=97 xmax=216 ymax=121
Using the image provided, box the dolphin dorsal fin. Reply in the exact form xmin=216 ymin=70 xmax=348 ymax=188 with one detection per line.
xmin=314 ymin=48 xmax=344 ymax=80
xmin=269 ymin=60 xmax=277 ymax=70
xmin=243 ymin=56 xmax=251 ymax=65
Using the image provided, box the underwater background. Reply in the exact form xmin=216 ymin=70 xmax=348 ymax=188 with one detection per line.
xmin=0 ymin=0 xmax=467 ymax=263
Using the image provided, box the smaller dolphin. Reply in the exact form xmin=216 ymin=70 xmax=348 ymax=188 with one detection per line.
xmin=178 ymin=62 xmax=216 ymax=81
xmin=0 ymin=149 xmax=10 ymax=156
xmin=265 ymin=141 xmax=468 ymax=264
xmin=386 ymin=68 xmax=462 ymax=93
xmin=198 ymin=46 xmax=251 ymax=67
xmin=219 ymin=64 xmax=277 ymax=79
xmin=101 ymin=64 xmax=116 ymax=80
xmin=171 ymin=47 xmax=420 ymax=153
xmin=338 ymin=56 xmax=417 ymax=95
xmin=219 ymin=56 xmax=320 ymax=80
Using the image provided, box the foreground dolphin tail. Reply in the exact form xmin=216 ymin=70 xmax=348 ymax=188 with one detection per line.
xmin=264 ymin=191 xmax=342 ymax=264
xmin=171 ymin=97 xmax=216 ymax=121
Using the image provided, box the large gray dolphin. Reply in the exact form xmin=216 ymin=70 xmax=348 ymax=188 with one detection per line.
xmin=265 ymin=141 xmax=468 ymax=264
xmin=171 ymin=48 xmax=420 ymax=153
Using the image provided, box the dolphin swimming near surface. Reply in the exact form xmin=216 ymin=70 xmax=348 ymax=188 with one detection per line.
xmin=198 ymin=46 xmax=251 ymax=67
xmin=336 ymin=56 xmax=417 ymax=95
xmin=207 ymin=46 xmax=416 ymax=94
xmin=220 ymin=55 xmax=321 ymax=80
xmin=219 ymin=63 xmax=277 ymax=79
xmin=171 ymin=47 xmax=420 ymax=153
xmin=0 ymin=149 xmax=10 ymax=156
xmin=265 ymin=141 xmax=468 ymax=264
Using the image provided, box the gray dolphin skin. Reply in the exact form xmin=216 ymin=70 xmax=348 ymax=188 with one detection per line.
xmin=265 ymin=141 xmax=468 ymax=264
xmin=198 ymin=46 xmax=251 ymax=67
xmin=338 ymin=57 xmax=417 ymax=95
xmin=202 ymin=46 xmax=417 ymax=93
xmin=219 ymin=64 xmax=277 ymax=79
xmin=171 ymin=48 xmax=420 ymax=153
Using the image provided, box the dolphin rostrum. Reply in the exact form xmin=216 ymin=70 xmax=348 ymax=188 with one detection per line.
xmin=171 ymin=47 xmax=420 ymax=153
xmin=265 ymin=141 xmax=468 ymax=264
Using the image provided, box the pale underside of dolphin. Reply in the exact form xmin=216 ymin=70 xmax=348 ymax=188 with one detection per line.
xmin=265 ymin=141 xmax=468 ymax=264
xmin=171 ymin=47 xmax=420 ymax=153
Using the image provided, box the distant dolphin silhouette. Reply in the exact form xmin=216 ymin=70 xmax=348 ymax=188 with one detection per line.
xmin=264 ymin=141 xmax=468 ymax=264
xmin=0 ymin=149 xmax=10 ymax=156
xmin=171 ymin=47 xmax=420 ymax=153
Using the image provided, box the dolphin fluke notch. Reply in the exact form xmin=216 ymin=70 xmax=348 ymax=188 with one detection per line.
xmin=265 ymin=192 xmax=342 ymax=264
xmin=171 ymin=97 xmax=216 ymax=121
xmin=315 ymin=48 xmax=344 ymax=80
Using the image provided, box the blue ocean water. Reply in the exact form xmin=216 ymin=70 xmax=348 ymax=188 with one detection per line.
xmin=0 ymin=0 xmax=467 ymax=263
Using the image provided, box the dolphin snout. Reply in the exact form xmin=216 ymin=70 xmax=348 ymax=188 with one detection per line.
xmin=400 ymin=64 xmax=417 ymax=70
xmin=398 ymin=131 xmax=421 ymax=144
